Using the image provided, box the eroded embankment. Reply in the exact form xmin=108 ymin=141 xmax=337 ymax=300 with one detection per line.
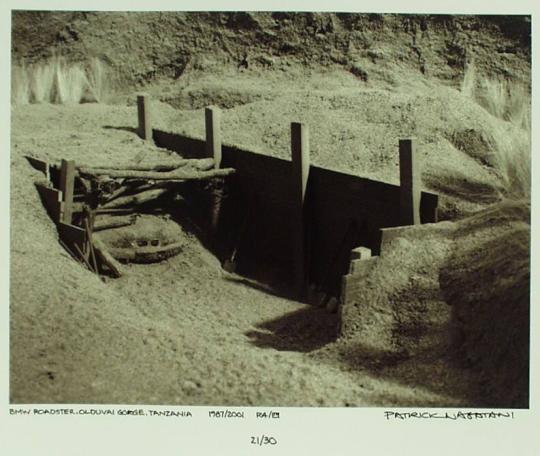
xmin=338 ymin=200 xmax=530 ymax=407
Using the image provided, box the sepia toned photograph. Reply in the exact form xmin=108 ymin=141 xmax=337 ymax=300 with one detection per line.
xmin=9 ymin=10 xmax=530 ymax=410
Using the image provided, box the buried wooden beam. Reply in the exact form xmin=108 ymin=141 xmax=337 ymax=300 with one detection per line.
xmin=399 ymin=139 xmax=421 ymax=225
xmin=137 ymin=94 xmax=152 ymax=141
xmin=205 ymin=106 xmax=222 ymax=169
xmin=291 ymin=122 xmax=310 ymax=298
xmin=59 ymin=159 xmax=76 ymax=224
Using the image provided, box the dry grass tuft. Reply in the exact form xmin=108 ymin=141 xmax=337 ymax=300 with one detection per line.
xmin=461 ymin=61 xmax=531 ymax=199
xmin=86 ymin=57 xmax=110 ymax=103
xmin=12 ymin=56 xmax=111 ymax=106
xmin=11 ymin=63 xmax=31 ymax=105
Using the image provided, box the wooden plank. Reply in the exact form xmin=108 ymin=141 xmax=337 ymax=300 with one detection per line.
xmin=25 ymin=156 xmax=50 ymax=180
xmin=310 ymin=165 xmax=401 ymax=201
xmin=58 ymin=222 xmax=87 ymax=256
xmin=59 ymin=159 xmax=76 ymax=224
xmin=420 ymin=192 xmax=438 ymax=223
xmin=36 ymin=184 xmax=64 ymax=223
xmin=378 ymin=225 xmax=416 ymax=255
xmin=151 ymin=130 xmax=438 ymax=213
xmin=153 ymin=130 xmax=206 ymax=158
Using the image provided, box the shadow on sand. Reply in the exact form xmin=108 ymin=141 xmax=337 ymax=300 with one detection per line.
xmin=246 ymin=306 xmax=339 ymax=353
xmin=103 ymin=125 xmax=139 ymax=135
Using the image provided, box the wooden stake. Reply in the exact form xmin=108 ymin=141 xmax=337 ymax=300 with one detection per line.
xmin=137 ymin=94 xmax=152 ymax=141
xmin=291 ymin=122 xmax=310 ymax=298
xmin=205 ymin=106 xmax=222 ymax=169
xmin=399 ymin=139 xmax=421 ymax=225
xmin=59 ymin=159 xmax=76 ymax=224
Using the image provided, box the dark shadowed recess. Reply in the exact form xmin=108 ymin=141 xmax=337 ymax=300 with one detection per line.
xmin=153 ymin=129 xmax=438 ymax=298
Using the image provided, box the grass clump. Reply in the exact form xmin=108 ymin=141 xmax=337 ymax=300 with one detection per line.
xmin=11 ymin=63 xmax=31 ymax=105
xmin=461 ymin=60 xmax=531 ymax=199
xmin=12 ymin=56 xmax=111 ymax=106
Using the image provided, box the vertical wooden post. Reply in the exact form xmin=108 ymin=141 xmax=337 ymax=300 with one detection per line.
xmin=137 ymin=94 xmax=152 ymax=141
xmin=59 ymin=159 xmax=75 ymax=224
xmin=399 ymin=139 xmax=421 ymax=225
xmin=205 ymin=106 xmax=222 ymax=169
xmin=291 ymin=122 xmax=310 ymax=298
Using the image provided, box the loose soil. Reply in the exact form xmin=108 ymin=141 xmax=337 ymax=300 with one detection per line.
xmin=9 ymin=98 xmax=490 ymax=407
xmin=10 ymin=12 xmax=531 ymax=407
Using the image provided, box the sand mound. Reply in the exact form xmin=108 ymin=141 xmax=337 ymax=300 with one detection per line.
xmin=439 ymin=200 xmax=530 ymax=407
xmin=339 ymin=200 xmax=529 ymax=407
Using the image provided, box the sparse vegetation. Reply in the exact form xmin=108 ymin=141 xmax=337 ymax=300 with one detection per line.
xmin=11 ymin=56 xmax=111 ymax=105
xmin=461 ymin=60 xmax=531 ymax=199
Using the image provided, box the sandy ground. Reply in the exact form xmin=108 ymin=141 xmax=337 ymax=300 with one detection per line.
xmin=11 ymin=72 xmax=526 ymax=406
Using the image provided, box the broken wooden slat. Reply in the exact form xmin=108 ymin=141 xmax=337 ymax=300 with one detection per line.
xmin=59 ymin=239 xmax=85 ymax=266
xmin=58 ymin=222 xmax=87 ymax=258
xmin=74 ymin=242 xmax=95 ymax=272
xmin=59 ymin=159 xmax=76 ymax=224
xmin=93 ymin=238 xmax=123 ymax=278
xmin=35 ymin=184 xmax=64 ymax=223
